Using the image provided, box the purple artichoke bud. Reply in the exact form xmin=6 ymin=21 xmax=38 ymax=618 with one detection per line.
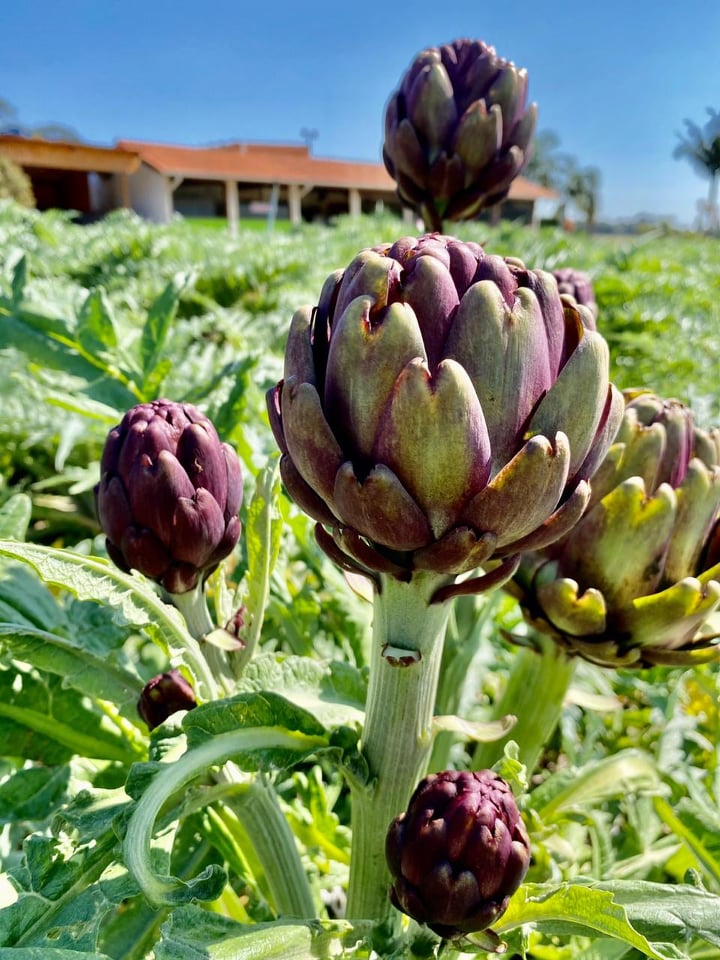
xmin=513 ymin=391 xmax=720 ymax=667
xmin=552 ymin=268 xmax=598 ymax=326
xmin=137 ymin=669 xmax=197 ymax=729
xmin=383 ymin=39 xmax=537 ymax=229
xmin=386 ymin=770 xmax=530 ymax=937
xmin=267 ymin=234 xmax=622 ymax=586
xmin=95 ymin=399 xmax=243 ymax=594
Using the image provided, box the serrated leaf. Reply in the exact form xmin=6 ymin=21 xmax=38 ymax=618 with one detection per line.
xmin=0 ymin=766 xmax=70 ymax=824
xmin=237 ymin=653 xmax=366 ymax=731
xmin=124 ymin=708 xmax=328 ymax=906
xmin=0 ymin=494 xmax=32 ymax=540
xmin=234 ymin=459 xmax=283 ymax=671
xmin=0 ymin=541 xmax=217 ymax=701
xmin=653 ymin=796 xmax=720 ymax=890
xmin=0 ymin=667 xmax=136 ymax=763
xmin=184 ymin=690 xmax=327 ymax=755
xmin=494 ymin=881 xmax=687 ymax=960
xmin=77 ymin=288 xmax=118 ymax=355
xmin=532 ymin=750 xmax=660 ymax=822
xmin=139 ymin=273 xmax=190 ymax=391
xmin=155 ymin=905 xmax=364 ymax=960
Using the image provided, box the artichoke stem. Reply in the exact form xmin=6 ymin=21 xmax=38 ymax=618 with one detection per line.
xmin=471 ymin=631 xmax=576 ymax=776
xmin=346 ymin=571 xmax=452 ymax=922
xmin=221 ymin=766 xmax=316 ymax=918
xmin=169 ymin=583 xmax=234 ymax=696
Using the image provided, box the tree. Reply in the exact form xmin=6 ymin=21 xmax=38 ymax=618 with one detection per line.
xmin=0 ymin=152 xmax=35 ymax=206
xmin=674 ymin=108 xmax=720 ymax=232
xmin=566 ymin=165 xmax=601 ymax=227
xmin=525 ymin=129 xmax=601 ymax=226
xmin=0 ymin=97 xmax=81 ymax=142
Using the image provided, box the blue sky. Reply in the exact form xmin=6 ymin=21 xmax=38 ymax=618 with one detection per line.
xmin=3 ymin=0 xmax=719 ymax=224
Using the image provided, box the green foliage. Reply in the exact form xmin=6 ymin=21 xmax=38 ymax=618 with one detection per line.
xmin=1 ymin=207 xmax=720 ymax=958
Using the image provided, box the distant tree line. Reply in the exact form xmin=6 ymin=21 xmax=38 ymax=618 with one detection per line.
xmin=524 ymin=130 xmax=601 ymax=228
xmin=0 ymin=97 xmax=81 ymax=142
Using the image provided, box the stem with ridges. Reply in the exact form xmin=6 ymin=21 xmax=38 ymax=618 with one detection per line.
xmin=471 ymin=631 xmax=576 ymax=776
xmin=166 ymin=584 xmax=316 ymax=917
xmin=225 ymin=769 xmax=316 ymax=917
xmin=169 ymin=583 xmax=234 ymax=696
xmin=346 ymin=571 xmax=451 ymax=921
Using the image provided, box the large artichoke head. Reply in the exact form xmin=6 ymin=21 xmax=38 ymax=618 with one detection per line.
xmin=383 ymin=39 xmax=537 ymax=229
xmin=513 ymin=391 xmax=720 ymax=667
xmin=267 ymin=234 xmax=622 ymax=597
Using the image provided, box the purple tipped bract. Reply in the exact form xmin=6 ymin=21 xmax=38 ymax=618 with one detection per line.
xmin=268 ymin=233 xmax=621 ymax=588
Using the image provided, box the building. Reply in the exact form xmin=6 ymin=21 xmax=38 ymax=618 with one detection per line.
xmin=0 ymin=134 xmax=557 ymax=233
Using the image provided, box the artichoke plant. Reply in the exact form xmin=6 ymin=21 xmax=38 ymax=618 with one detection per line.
xmin=552 ymin=267 xmax=598 ymax=325
xmin=95 ymin=400 xmax=243 ymax=595
xmin=383 ymin=39 xmax=537 ymax=231
xmin=267 ymin=233 xmax=622 ymax=601
xmin=386 ymin=770 xmax=530 ymax=937
xmin=137 ymin=669 xmax=197 ymax=730
xmin=511 ymin=391 xmax=720 ymax=667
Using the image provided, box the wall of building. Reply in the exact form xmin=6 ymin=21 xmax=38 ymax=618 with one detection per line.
xmin=125 ymin=163 xmax=172 ymax=222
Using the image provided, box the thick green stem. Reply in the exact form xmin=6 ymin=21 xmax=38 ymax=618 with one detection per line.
xmin=168 ymin=585 xmax=315 ymax=917
xmin=472 ymin=632 xmax=576 ymax=776
xmin=346 ymin=572 xmax=451 ymax=921
xmin=169 ymin=583 xmax=234 ymax=696
xmin=224 ymin=769 xmax=316 ymax=918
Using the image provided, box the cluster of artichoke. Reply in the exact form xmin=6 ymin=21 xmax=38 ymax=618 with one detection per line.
xmin=92 ymin=33 xmax=720 ymax=943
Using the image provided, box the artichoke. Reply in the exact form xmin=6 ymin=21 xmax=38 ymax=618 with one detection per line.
xmin=386 ymin=769 xmax=530 ymax=937
xmin=137 ymin=669 xmax=197 ymax=730
xmin=267 ymin=233 xmax=622 ymax=597
xmin=552 ymin=267 xmax=598 ymax=325
xmin=383 ymin=39 xmax=537 ymax=230
xmin=95 ymin=400 xmax=242 ymax=594
xmin=512 ymin=391 xmax=720 ymax=667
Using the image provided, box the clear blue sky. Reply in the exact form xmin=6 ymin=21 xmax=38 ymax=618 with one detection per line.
xmin=4 ymin=0 xmax=719 ymax=224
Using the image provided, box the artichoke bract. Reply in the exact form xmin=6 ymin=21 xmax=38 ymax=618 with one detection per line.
xmin=95 ymin=400 xmax=242 ymax=594
xmin=383 ymin=39 xmax=537 ymax=230
xmin=512 ymin=391 xmax=720 ymax=667
xmin=137 ymin=669 xmax=197 ymax=730
xmin=552 ymin=268 xmax=598 ymax=326
xmin=386 ymin=770 xmax=530 ymax=937
xmin=267 ymin=234 xmax=622 ymax=594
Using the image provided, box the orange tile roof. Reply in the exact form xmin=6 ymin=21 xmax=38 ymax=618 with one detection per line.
xmin=117 ymin=139 xmax=556 ymax=201
xmin=0 ymin=135 xmax=140 ymax=174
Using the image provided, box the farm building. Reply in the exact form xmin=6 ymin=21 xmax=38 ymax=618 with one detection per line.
xmin=0 ymin=133 xmax=557 ymax=232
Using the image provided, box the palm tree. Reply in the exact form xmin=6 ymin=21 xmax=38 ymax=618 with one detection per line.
xmin=674 ymin=108 xmax=720 ymax=232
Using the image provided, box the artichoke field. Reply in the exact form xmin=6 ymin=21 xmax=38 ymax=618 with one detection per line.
xmin=0 ymin=186 xmax=719 ymax=959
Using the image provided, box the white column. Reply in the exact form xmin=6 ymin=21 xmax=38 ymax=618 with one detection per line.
xmin=225 ymin=180 xmax=239 ymax=237
xmin=287 ymin=183 xmax=302 ymax=225
xmin=348 ymin=187 xmax=362 ymax=217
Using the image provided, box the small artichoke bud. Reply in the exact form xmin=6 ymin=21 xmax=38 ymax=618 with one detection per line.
xmin=137 ymin=669 xmax=197 ymax=730
xmin=383 ymin=38 xmax=537 ymax=229
xmin=552 ymin=268 xmax=598 ymax=326
xmin=268 ymin=234 xmax=622 ymax=589
xmin=513 ymin=391 xmax=720 ymax=667
xmin=386 ymin=770 xmax=530 ymax=937
xmin=95 ymin=399 xmax=243 ymax=594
